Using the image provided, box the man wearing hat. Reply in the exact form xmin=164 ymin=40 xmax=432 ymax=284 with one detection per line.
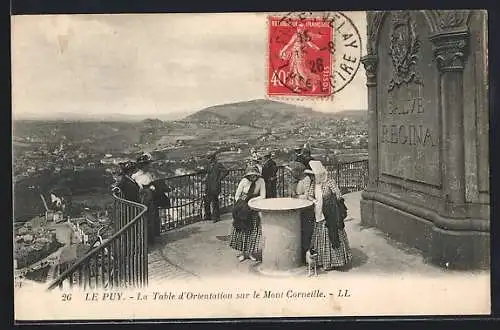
xmin=261 ymin=150 xmax=278 ymax=198
xmin=203 ymin=152 xmax=228 ymax=223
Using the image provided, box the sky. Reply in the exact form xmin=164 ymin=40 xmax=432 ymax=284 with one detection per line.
xmin=11 ymin=12 xmax=368 ymax=121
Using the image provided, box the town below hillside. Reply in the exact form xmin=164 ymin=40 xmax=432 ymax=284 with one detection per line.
xmin=13 ymin=99 xmax=368 ymax=285
xmin=13 ymin=99 xmax=367 ymax=222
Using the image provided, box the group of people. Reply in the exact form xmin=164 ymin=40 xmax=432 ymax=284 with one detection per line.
xmin=228 ymin=145 xmax=352 ymax=271
xmin=112 ymin=152 xmax=171 ymax=248
xmin=200 ymin=149 xmax=279 ymax=222
xmin=288 ymin=160 xmax=351 ymax=270
xmin=112 ymin=144 xmax=352 ymax=272
xmin=112 ymin=149 xmax=277 ymax=250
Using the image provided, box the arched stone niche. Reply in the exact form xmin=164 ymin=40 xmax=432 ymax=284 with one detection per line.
xmin=367 ymin=10 xmax=472 ymax=56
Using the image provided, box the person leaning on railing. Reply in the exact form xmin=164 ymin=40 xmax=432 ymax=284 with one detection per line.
xmin=131 ymin=152 xmax=161 ymax=247
xmin=202 ymin=152 xmax=228 ymax=223
xmin=112 ymin=161 xmax=140 ymax=203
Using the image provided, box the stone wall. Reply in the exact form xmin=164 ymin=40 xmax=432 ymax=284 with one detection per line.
xmin=360 ymin=10 xmax=489 ymax=269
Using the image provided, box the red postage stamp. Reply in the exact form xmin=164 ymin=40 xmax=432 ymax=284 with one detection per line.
xmin=267 ymin=16 xmax=334 ymax=97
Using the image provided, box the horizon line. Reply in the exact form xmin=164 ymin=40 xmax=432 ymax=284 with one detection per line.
xmin=12 ymin=99 xmax=368 ymax=122
xmin=12 ymin=109 xmax=368 ymax=122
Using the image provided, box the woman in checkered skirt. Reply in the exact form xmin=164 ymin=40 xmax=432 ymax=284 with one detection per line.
xmin=229 ymin=165 xmax=266 ymax=262
xmin=305 ymin=160 xmax=352 ymax=271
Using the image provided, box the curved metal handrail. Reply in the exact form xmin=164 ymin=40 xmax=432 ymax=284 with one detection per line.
xmin=47 ymin=192 xmax=147 ymax=291
xmin=46 ymin=159 xmax=368 ymax=289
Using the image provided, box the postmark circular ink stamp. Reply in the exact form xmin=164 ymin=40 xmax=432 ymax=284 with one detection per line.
xmin=267 ymin=12 xmax=362 ymax=98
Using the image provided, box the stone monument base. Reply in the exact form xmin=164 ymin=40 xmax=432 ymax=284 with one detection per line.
xmin=361 ymin=192 xmax=490 ymax=270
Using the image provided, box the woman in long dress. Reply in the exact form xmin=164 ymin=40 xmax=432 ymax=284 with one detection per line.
xmin=229 ymin=165 xmax=266 ymax=262
xmin=306 ymin=160 xmax=352 ymax=270
xmin=131 ymin=153 xmax=160 ymax=246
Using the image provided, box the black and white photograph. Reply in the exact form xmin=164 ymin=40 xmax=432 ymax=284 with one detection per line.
xmin=12 ymin=10 xmax=490 ymax=320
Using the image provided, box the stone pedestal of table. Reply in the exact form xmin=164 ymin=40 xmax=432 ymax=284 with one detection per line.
xmin=248 ymin=197 xmax=313 ymax=276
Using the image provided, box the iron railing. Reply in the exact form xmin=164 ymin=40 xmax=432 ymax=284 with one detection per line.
xmin=158 ymin=168 xmax=245 ymax=231
xmin=329 ymin=160 xmax=369 ymax=194
xmin=159 ymin=160 xmax=368 ymax=232
xmin=47 ymin=191 xmax=148 ymax=291
xmin=47 ymin=159 xmax=367 ymax=290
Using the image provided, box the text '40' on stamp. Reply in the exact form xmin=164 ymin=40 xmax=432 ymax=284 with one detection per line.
xmin=267 ymin=13 xmax=362 ymax=98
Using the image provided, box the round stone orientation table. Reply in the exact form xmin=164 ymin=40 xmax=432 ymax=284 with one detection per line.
xmin=248 ymin=197 xmax=313 ymax=276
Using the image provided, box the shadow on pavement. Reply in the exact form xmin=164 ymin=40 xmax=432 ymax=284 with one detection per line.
xmin=159 ymin=225 xmax=202 ymax=244
xmin=350 ymin=247 xmax=369 ymax=269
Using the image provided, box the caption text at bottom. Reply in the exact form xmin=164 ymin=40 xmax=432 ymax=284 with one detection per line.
xmin=60 ymin=289 xmax=351 ymax=302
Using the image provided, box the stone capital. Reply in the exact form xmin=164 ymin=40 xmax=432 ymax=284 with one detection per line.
xmin=429 ymin=31 xmax=469 ymax=72
xmin=361 ymin=54 xmax=378 ymax=86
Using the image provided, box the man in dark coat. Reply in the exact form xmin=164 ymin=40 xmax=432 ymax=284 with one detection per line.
xmin=261 ymin=151 xmax=278 ymax=198
xmin=203 ymin=152 xmax=228 ymax=223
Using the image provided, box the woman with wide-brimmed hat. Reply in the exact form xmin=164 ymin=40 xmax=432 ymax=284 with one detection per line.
xmin=305 ymin=160 xmax=352 ymax=271
xmin=131 ymin=153 xmax=154 ymax=187
xmin=131 ymin=152 xmax=161 ymax=247
xmin=229 ymin=165 xmax=266 ymax=262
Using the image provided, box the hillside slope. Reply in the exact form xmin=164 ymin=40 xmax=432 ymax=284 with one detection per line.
xmin=184 ymin=99 xmax=324 ymax=126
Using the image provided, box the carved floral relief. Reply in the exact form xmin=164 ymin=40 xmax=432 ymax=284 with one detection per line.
xmin=388 ymin=11 xmax=423 ymax=92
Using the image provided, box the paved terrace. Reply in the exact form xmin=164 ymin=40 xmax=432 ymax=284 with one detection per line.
xmin=147 ymin=191 xmax=487 ymax=283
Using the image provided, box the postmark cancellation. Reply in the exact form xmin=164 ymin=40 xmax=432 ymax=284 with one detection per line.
xmin=266 ymin=12 xmax=362 ymax=101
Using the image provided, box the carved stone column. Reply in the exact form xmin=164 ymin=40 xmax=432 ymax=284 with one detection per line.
xmin=430 ymin=31 xmax=469 ymax=216
xmin=361 ymin=54 xmax=378 ymax=190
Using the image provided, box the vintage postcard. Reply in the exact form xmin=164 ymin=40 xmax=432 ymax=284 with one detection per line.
xmin=12 ymin=11 xmax=490 ymax=321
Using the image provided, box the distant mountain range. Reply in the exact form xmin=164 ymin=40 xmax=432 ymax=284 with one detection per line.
xmin=13 ymin=111 xmax=189 ymax=122
xmin=13 ymin=99 xmax=367 ymax=152
xmin=13 ymin=99 xmax=366 ymax=124
xmin=182 ymin=99 xmax=366 ymax=127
